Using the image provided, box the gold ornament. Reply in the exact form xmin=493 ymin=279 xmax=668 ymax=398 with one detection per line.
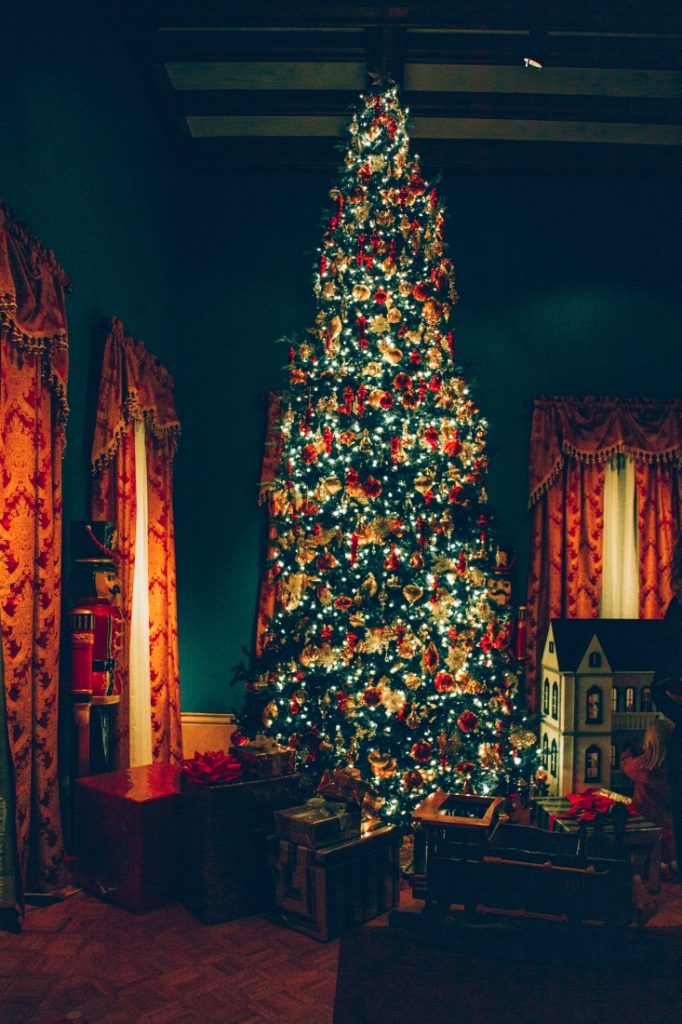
xmin=299 ymin=645 xmax=320 ymax=667
xmin=403 ymin=584 xmax=423 ymax=605
xmin=404 ymin=672 xmax=422 ymax=690
xmin=509 ymin=728 xmax=538 ymax=750
xmin=361 ymin=572 xmax=378 ymax=597
xmin=262 ymin=701 xmax=278 ymax=728
xmin=368 ymin=750 xmax=397 ymax=779
xmin=421 ymin=642 xmax=440 ymax=674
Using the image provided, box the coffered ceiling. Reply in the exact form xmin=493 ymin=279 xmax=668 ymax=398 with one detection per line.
xmin=128 ymin=1 xmax=682 ymax=175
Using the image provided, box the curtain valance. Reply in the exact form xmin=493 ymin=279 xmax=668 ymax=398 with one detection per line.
xmin=91 ymin=315 xmax=180 ymax=473
xmin=0 ymin=200 xmax=69 ymax=424
xmin=529 ymin=396 xmax=682 ymax=507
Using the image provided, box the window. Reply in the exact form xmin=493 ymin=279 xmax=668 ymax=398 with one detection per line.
xmin=610 ymin=744 xmax=616 ymax=768
xmin=586 ymin=686 xmax=603 ymax=724
xmin=641 ymin=686 xmax=652 ymax=712
xmin=551 ymin=681 xmax=559 ymax=720
xmin=550 ymin=739 xmax=558 ymax=778
xmin=548 ymin=641 xmax=555 ymax=654
xmin=625 ymin=686 xmax=635 ymax=712
xmin=542 ymin=679 xmax=550 ymax=716
xmin=588 ymin=651 xmax=602 ymax=668
xmin=542 ymin=733 xmax=549 ymax=768
xmin=585 ymin=745 xmax=602 ymax=783
xmin=612 ymin=687 xmax=619 ymax=713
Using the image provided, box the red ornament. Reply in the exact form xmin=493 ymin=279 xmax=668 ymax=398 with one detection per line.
xmin=373 ymin=287 xmax=387 ymax=305
xmin=302 ymin=444 xmax=318 ymax=465
xmin=429 ymin=374 xmax=442 ymax=392
xmin=336 ymin=691 xmax=350 ymax=712
xmin=434 ymin=671 xmax=455 ymax=692
xmin=363 ymin=477 xmax=383 ymax=499
xmin=409 ymin=350 xmax=422 ymax=365
xmin=424 ymin=426 xmax=439 ymax=450
xmin=448 ymin=486 xmax=464 ymax=504
xmin=393 ymin=372 xmax=412 ymax=392
xmin=384 ymin=545 xmax=400 ymax=571
xmin=346 ymin=467 xmax=360 ymax=487
xmin=357 ymin=384 xmax=367 ymax=417
xmin=289 ymin=698 xmax=300 ymax=715
xmin=230 ymin=730 xmax=249 ymax=747
xmin=363 ymin=686 xmax=382 ymax=707
xmin=403 ymin=769 xmax=424 ymax=791
xmin=457 ymin=710 xmax=479 ymax=733
xmin=322 ymin=427 xmax=334 ymax=454
xmin=379 ymin=392 xmax=394 ymax=410
xmin=350 ymin=532 xmax=359 ymax=566
xmin=411 ymin=740 xmax=433 ymax=763
xmin=412 ymin=281 xmax=431 ymax=301
xmin=342 ymin=386 xmax=354 ymax=415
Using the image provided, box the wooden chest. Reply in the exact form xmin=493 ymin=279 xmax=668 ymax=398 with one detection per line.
xmin=75 ymin=764 xmax=181 ymax=913
xmin=270 ymin=825 xmax=401 ymax=942
xmin=180 ymin=772 xmax=311 ymax=924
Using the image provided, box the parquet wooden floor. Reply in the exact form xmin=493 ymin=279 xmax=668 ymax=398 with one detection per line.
xmin=1 ymin=879 xmax=681 ymax=1024
xmin=0 ymin=893 xmax=339 ymax=1024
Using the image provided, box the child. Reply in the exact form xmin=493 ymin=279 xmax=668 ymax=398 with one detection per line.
xmin=620 ymin=719 xmax=676 ymax=872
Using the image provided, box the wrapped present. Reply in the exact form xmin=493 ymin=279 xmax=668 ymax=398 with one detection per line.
xmin=230 ymin=733 xmax=296 ymax=779
xmin=180 ymin=773 xmax=312 ymax=924
xmin=316 ymin=768 xmax=370 ymax=807
xmin=270 ymin=825 xmax=400 ymax=941
xmin=275 ymin=796 xmax=361 ymax=849
xmin=180 ymin=749 xmax=242 ymax=787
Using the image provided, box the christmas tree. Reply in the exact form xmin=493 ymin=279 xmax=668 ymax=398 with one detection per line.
xmin=238 ymin=84 xmax=537 ymax=825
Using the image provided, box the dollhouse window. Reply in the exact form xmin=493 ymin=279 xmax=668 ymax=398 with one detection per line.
xmin=550 ymin=739 xmax=558 ymax=777
xmin=548 ymin=641 xmax=554 ymax=653
xmin=586 ymin=686 xmax=603 ymax=724
xmin=625 ymin=686 xmax=635 ymax=712
xmin=551 ymin=681 xmax=559 ymax=719
xmin=641 ymin=686 xmax=652 ymax=712
xmin=542 ymin=679 xmax=550 ymax=715
xmin=612 ymin=687 xmax=619 ymax=712
xmin=585 ymin=745 xmax=602 ymax=783
xmin=588 ymin=651 xmax=602 ymax=668
xmin=542 ymin=733 xmax=549 ymax=768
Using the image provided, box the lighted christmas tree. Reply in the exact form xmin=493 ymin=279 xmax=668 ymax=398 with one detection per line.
xmin=238 ymin=84 xmax=537 ymax=825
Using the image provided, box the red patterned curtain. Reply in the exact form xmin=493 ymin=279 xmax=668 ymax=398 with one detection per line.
xmin=0 ymin=201 xmax=69 ymax=894
xmin=255 ymin=390 xmax=284 ymax=655
xmin=525 ymin=396 xmax=682 ymax=710
xmin=91 ymin=316 xmax=182 ymax=765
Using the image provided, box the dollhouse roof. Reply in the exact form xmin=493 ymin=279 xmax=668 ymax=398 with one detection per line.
xmin=548 ymin=619 xmax=666 ymax=673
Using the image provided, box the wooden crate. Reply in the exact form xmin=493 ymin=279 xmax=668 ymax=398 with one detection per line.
xmin=75 ymin=764 xmax=181 ymax=913
xmin=180 ymin=772 xmax=311 ymax=924
xmin=270 ymin=825 xmax=400 ymax=942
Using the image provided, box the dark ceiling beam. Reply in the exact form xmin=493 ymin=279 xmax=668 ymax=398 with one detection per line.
xmin=185 ymin=134 xmax=682 ymax=177
xmin=148 ymin=29 xmax=368 ymax=62
xmin=145 ymin=1 xmax=682 ymax=34
xmin=404 ymin=33 xmax=682 ymax=72
xmin=171 ymin=89 xmax=682 ymax=127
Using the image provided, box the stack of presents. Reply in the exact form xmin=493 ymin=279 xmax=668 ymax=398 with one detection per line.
xmin=75 ymin=735 xmax=400 ymax=941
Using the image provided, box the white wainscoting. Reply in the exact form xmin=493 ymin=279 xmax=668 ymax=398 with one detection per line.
xmin=181 ymin=712 xmax=237 ymax=758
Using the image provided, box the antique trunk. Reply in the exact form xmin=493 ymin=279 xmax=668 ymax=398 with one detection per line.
xmin=75 ymin=764 xmax=181 ymax=913
xmin=180 ymin=772 xmax=311 ymax=924
xmin=270 ymin=825 xmax=401 ymax=941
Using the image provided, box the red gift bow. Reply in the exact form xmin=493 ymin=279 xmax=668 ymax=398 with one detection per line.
xmin=180 ymin=749 xmax=243 ymax=785
xmin=548 ymin=788 xmax=635 ymax=829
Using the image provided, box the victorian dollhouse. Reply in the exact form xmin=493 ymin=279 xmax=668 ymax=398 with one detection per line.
xmin=539 ymin=619 xmax=666 ymax=797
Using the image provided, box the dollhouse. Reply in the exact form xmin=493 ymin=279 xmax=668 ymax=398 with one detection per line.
xmin=539 ymin=619 xmax=666 ymax=797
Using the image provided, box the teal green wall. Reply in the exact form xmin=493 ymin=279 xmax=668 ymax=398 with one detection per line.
xmin=3 ymin=11 xmax=681 ymax=716
xmin=1 ymin=10 xmax=186 ymax=541
xmin=178 ymin=172 xmax=682 ymax=712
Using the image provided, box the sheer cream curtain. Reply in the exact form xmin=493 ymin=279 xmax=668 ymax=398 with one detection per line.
xmin=129 ymin=420 xmax=152 ymax=766
xmin=599 ymin=455 xmax=639 ymax=618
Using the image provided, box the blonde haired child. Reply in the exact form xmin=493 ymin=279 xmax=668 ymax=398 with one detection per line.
xmin=621 ymin=719 xmax=676 ymax=870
